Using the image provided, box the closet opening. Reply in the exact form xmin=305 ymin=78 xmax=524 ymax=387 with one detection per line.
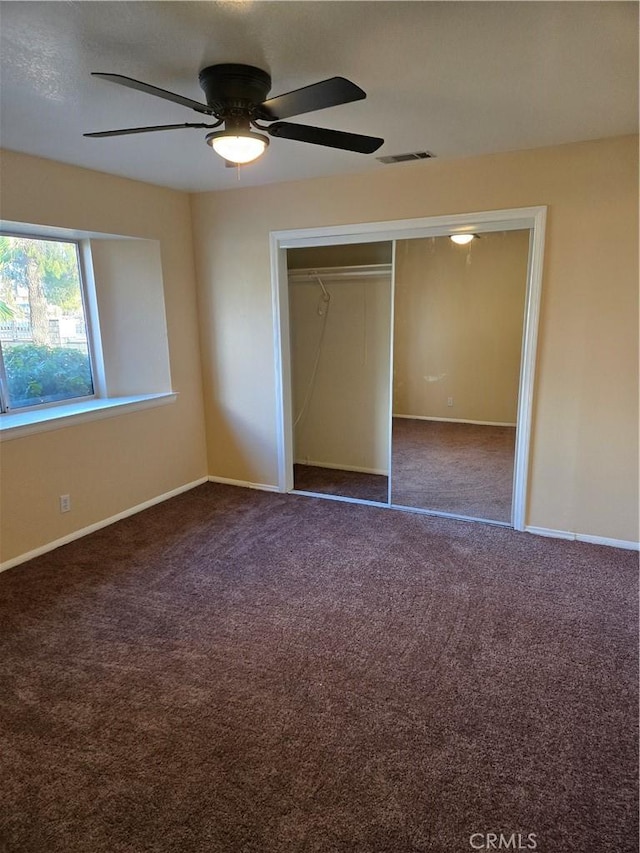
xmin=270 ymin=207 xmax=546 ymax=531
xmin=287 ymin=242 xmax=393 ymax=505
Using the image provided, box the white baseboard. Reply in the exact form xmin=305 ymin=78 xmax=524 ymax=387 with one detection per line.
xmin=4 ymin=479 xmax=634 ymax=574
xmin=526 ymin=526 xmax=640 ymax=551
xmin=208 ymin=475 xmax=280 ymax=492
xmin=393 ymin=414 xmax=517 ymax=428
xmin=0 ymin=477 xmax=209 ymax=574
xmin=294 ymin=460 xmax=387 ymax=476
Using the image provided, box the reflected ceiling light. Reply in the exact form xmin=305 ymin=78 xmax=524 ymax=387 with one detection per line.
xmin=450 ymin=233 xmax=476 ymax=245
xmin=205 ymin=130 xmax=269 ymax=164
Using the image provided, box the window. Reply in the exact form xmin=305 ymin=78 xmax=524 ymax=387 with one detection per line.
xmin=0 ymin=222 xmax=176 ymax=441
xmin=0 ymin=234 xmax=95 ymax=411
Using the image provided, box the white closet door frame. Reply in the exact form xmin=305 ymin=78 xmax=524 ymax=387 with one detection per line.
xmin=270 ymin=206 xmax=547 ymax=531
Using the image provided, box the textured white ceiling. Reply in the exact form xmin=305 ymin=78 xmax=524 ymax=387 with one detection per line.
xmin=0 ymin=1 xmax=637 ymax=192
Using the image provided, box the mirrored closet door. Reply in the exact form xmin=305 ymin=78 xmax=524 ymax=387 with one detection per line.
xmin=391 ymin=231 xmax=530 ymax=523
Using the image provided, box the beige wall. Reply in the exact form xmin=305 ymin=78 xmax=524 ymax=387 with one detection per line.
xmin=0 ymin=151 xmax=208 ymax=563
xmin=191 ymin=135 xmax=639 ymax=542
xmin=1 ymin=136 xmax=637 ymax=560
xmin=394 ymin=231 xmax=529 ymax=423
xmin=290 ymin=275 xmax=391 ymax=473
xmin=90 ymin=238 xmax=172 ymax=397
xmin=288 ymin=242 xmax=392 ymax=269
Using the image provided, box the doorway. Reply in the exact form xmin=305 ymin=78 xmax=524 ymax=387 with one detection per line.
xmin=287 ymin=242 xmax=393 ymax=505
xmin=271 ymin=207 xmax=546 ymax=530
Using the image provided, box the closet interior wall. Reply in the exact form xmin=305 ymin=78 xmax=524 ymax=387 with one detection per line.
xmin=287 ymin=242 xmax=393 ymax=503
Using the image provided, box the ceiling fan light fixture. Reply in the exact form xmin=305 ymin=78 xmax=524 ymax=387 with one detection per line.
xmin=450 ymin=233 xmax=476 ymax=245
xmin=87 ymin=67 xmax=383 ymax=164
xmin=206 ymin=130 xmax=269 ymax=164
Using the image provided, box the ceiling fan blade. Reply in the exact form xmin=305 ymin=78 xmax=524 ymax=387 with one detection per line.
xmin=258 ymin=77 xmax=365 ymax=121
xmin=268 ymin=121 xmax=384 ymax=154
xmin=91 ymin=73 xmax=213 ymax=115
xmin=84 ymin=122 xmax=214 ymax=138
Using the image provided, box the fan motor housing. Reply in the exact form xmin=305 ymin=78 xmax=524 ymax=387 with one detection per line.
xmin=199 ymin=64 xmax=272 ymax=114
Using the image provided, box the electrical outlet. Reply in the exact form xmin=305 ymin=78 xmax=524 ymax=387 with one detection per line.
xmin=59 ymin=494 xmax=71 ymax=513
xmin=447 ymin=397 xmax=454 ymax=407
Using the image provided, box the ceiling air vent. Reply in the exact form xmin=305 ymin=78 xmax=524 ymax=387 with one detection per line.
xmin=377 ymin=151 xmax=434 ymax=164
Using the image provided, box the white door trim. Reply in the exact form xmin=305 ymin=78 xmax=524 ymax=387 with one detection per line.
xmin=270 ymin=205 xmax=547 ymax=531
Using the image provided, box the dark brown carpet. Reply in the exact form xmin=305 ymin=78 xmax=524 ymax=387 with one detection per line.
xmin=0 ymin=483 xmax=637 ymax=853
xmin=391 ymin=418 xmax=516 ymax=522
xmin=294 ymin=464 xmax=388 ymax=503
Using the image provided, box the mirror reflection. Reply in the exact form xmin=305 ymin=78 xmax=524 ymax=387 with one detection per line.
xmin=391 ymin=231 xmax=530 ymax=522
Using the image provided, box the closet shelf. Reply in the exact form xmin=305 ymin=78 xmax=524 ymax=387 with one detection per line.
xmin=288 ymin=264 xmax=392 ymax=283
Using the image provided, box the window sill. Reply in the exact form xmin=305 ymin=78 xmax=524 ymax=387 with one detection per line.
xmin=0 ymin=392 xmax=178 ymax=441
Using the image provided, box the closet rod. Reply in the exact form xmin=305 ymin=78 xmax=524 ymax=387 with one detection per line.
xmin=288 ymin=264 xmax=392 ymax=283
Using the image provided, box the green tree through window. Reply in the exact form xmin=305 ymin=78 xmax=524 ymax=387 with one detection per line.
xmin=0 ymin=234 xmax=94 ymax=410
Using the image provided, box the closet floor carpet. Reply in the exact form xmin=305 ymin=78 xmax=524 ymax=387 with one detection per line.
xmin=294 ymin=419 xmax=516 ymax=522
xmin=293 ymin=463 xmax=388 ymax=503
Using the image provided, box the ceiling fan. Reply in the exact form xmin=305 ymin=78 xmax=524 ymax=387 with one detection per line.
xmin=84 ymin=64 xmax=384 ymax=165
